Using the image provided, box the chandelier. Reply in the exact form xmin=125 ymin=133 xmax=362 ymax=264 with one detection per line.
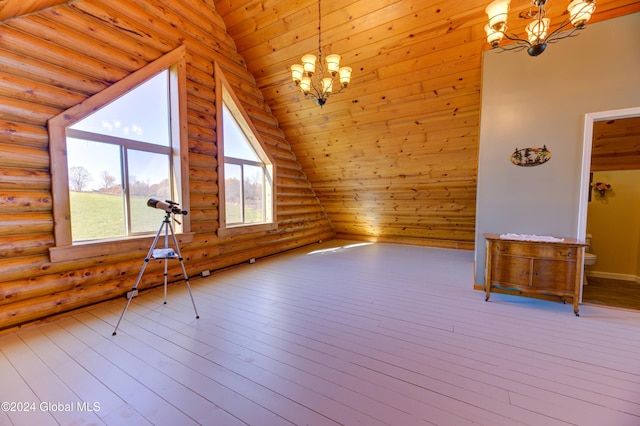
xmin=484 ymin=0 xmax=596 ymax=56
xmin=290 ymin=0 xmax=352 ymax=107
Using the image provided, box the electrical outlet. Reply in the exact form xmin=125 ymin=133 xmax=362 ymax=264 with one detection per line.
xmin=201 ymin=270 xmax=210 ymax=277
xmin=126 ymin=289 xmax=138 ymax=299
xmin=249 ymin=258 xmax=256 ymax=264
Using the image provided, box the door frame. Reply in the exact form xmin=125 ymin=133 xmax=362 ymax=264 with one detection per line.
xmin=577 ymin=107 xmax=640 ymax=241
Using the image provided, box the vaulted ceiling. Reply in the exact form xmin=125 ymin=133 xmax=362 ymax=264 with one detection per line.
xmin=214 ymin=0 xmax=640 ymax=244
xmin=3 ymin=0 xmax=640 ymax=246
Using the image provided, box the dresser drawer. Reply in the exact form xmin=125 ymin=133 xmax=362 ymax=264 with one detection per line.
xmin=492 ymin=241 xmax=577 ymax=259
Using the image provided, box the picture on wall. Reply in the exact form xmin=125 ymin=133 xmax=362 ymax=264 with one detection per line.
xmin=510 ymin=145 xmax=551 ymax=167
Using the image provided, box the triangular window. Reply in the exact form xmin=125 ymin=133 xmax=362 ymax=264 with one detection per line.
xmin=215 ymin=63 xmax=275 ymax=236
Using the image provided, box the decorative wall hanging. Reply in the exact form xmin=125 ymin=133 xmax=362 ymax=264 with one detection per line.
xmin=591 ymin=181 xmax=611 ymax=196
xmin=510 ymin=145 xmax=551 ymax=167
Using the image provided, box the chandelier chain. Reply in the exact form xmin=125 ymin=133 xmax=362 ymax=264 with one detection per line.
xmin=317 ymin=0 xmax=322 ymax=64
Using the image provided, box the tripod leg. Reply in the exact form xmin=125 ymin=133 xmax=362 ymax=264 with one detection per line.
xmin=168 ymin=221 xmax=200 ymax=319
xmin=112 ymin=258 xmax=151 ymax=336
xmin=178 ymin=257 xmax=199 ymax=319
xmin=112 ymin=220 xmax=166 ymax=336
xmin=163 ymin=216 xmax=170 ymax=305
xmin=163 ymin=257 xmax=169 ymax=304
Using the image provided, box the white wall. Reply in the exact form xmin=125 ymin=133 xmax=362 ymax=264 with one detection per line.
xmin=474 ymin=13 xmax=640 ymax=286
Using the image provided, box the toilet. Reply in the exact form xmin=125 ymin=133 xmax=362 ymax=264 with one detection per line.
xmin=583 ymin=233 xmax=597 ymax=284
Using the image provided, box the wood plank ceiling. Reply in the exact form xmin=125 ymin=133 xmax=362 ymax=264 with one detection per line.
xmin=4 ymin=0 xmax=640 ymax=247
xmin=592 ymin=116 xmax=640 ymax=171
xmin=213 ymin=0 xmax=640 ymax=246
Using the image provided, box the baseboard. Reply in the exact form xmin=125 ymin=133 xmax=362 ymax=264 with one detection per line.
xmin=586 ymin=270 xmax=640 ymax=284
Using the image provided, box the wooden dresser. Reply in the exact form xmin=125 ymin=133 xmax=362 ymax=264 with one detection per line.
xmin=484 ymin=233 xmax=586 ymax=316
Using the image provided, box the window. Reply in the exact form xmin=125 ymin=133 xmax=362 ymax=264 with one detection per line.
xmin=215 ymin=63 xmax=275 ymax=237
xmin=66 ymin=71 xmax=172 ymax=242
xmin=48 ymin=47 xmax=190 ymax=261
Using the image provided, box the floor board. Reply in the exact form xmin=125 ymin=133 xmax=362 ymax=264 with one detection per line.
xmin=583 ymin=276 xmax=640 ymax=311
xmin=1 ymin=240 xmax=640 ymax=425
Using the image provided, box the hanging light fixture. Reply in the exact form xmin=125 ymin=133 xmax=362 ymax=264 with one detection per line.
xmin=484 ymin=0 xmax=596 ymax=56
xmin=290 ymin=0 xmax=352 ymax=107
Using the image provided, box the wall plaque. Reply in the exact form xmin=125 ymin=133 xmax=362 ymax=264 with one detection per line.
xmin=510 ymin=145 xmax=551 ymax=167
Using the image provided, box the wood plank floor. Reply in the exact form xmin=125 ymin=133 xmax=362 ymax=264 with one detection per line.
xmin=1 ymin=240 xmax=640 ymax=425
xmin=583 ymin=276 xmax=640 ymax=311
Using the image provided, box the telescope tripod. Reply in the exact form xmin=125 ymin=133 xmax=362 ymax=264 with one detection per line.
xmin=112 ymin=212 xmax=199 ymax=335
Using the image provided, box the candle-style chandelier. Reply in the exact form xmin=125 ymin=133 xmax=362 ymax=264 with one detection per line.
xmin=484 ymin=0 xmax=596 ymax=56
xmin=290 ymin=0 xmax=352 ymax=107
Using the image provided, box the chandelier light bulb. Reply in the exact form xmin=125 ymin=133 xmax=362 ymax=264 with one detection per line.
xmin=299 ymin=77 xmax=311 ymax=95
xmin=290 ymin=64 xmax=303 ymax=85
xmin=568 ymin=0 xmax=596 ymax=27
xmin=484 ymin=24 xmax=504 ymax=47
xmin=322 ymin=78 xmax=333 ymax=94
xmin=325 ymin=54 xmax=341 ymax=76
xmin=486 ymin=0 xmax=510 ymax=30
xmin=526 ymin=17 xmax=549 ymax=44
xmin=339 ymin=67 xmax=352 ymax=87
xmin=301 ymin=54 xmax=317 ymax=75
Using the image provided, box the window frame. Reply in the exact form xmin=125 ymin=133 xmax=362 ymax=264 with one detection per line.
xmin=214 ymin=62 xmax=276 ymax=238
xmin=48 ymin=46 xmax=191 ymax=262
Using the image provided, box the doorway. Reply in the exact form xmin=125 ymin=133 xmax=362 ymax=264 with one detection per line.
xmin=578 ymin=107 xmax=640 ymax=310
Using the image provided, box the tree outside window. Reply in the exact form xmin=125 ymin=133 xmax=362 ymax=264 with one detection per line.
xmin=64 ymin=70 xmax=173 ymax=242
xmin=215 ymin=63 xmax=275 ymax=237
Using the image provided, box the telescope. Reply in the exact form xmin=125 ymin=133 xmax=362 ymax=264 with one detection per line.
xmin=147 ymin=198 xmax=188 ymax=215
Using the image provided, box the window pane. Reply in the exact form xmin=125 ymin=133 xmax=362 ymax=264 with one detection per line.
xmin=222 ymin=104 xmax=260 ymax=161
xmin=127 ymin=149 xmax=171 ymax=234
xmin=67 ymin=138 xmax=125 ymax=241
xmin=244 ymin=165 xmax=264 ymax=223
xmin=224 ymin=163 xmax=242 ymax=224
xmin=70 ymin=71 xmax=170 ymax=146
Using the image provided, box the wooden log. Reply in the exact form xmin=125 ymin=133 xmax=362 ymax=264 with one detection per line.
xmin=39 ymin=5 xmax=164 ymax=63
xmin=334 ymin=232 xmax=474 ymax=250
xmin=188 ymin=151 xmax=217 ymax=170
xmin=188 ymin=166 xmax=217 ymax=183
xmin=332 ymin=222 xmax=474 ymax=242
xmin=0 ymin=280 xmax=137 ymax=330
xmin=0 ymin=190 xmax=51 ymax=213
xmin=69 ymin=0 xmax=174 ymax=53
xmin=0 ymin=234 xmax=54 ymax=258
xmin=188 ymin=123 xmax=217 ymax=147
xmin=0 ymin=97 xmax=61 ymax=126
xmin=8 ymin=15 xmax=148 ymax=73
xmin=0 ymin=26 xmax=128 ymax=83
xmin=0 ymin=143 xmax=50 ymax=169
xmin=0 ymin=121 xmax=48 ymax=148
xmin=0 ymin=213 xmax=53 ymax=237
xmin=0 ymin=168 xmax=50 ymax=190
xmin=0 ymin=47 xmax=108 ymax=96
xmin=0 ymin=71 xmax=85 ymax=109
xmin=0 ymin=252 xmax=204 ymax=308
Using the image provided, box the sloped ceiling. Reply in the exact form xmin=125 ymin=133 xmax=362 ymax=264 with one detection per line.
xmin=212 ymin=0 xmax=640 ymax=245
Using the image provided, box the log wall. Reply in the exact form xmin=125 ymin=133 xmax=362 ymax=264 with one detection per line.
xmin=0 ymin=0 xmax=334 ymax=330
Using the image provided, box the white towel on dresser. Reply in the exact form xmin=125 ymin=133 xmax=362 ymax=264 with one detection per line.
xmin=499 ymin=233 xmax=565 ymax=242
